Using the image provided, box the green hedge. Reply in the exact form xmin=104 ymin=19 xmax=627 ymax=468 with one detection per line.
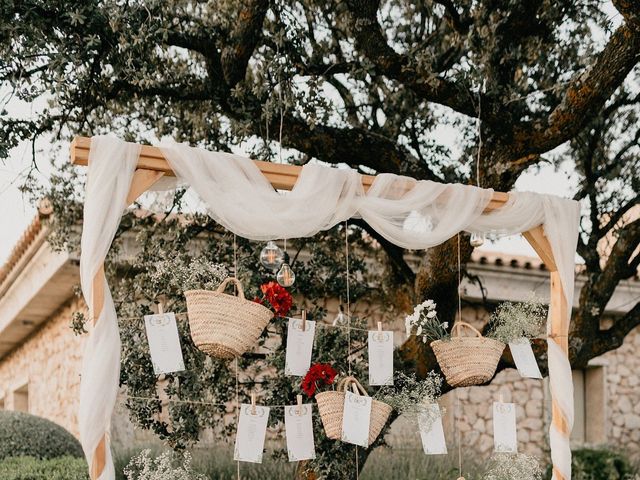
xmin=0 ymin=456 xmax=89 ymax=479
xmin=545 ymin=448 xmax=635 ymax=480
xmin=0 ymin=411 xmax=84 ymax=460
xmin=572 ymin=448 xmax=634 ymax=480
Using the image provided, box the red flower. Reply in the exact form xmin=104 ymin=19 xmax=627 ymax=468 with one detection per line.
xmin=255 ymin=281 xmax=293 ymax=317
xmin=301 ymin=362 xmax=338 ymax=397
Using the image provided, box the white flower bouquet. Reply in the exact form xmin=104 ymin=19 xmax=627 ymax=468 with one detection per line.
xmin=405 ymin=299 xmax=449 ymax=344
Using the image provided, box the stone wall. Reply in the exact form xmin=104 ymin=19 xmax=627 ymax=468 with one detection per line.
xmin=0 ymin=298 xmax=87 ymax=437
xmin=387 ymin=304 xmax=640 ymax=462
xmin=602 ymin=325 xmax=640 ymax=454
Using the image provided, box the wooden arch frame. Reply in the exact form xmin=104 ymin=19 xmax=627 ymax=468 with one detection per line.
xmin=70 ymin=136 xmax=571 ymax=480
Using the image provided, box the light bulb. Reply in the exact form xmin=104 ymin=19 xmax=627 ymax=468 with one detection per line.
xmin=259 ymin=241 xmax=284 ymax=271
xmin=470 ymin=232 xmax=485 ymax=247
xmin=276 ymin=262 xmax=296 ymax=287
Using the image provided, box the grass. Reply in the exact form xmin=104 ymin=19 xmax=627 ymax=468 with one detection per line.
xmin=114 ymin=444 xmax=474 ymax=480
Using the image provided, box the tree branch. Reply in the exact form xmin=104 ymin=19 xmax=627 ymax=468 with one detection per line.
xmin=513 ymin=22 xmax=640 ymax=155
xmin=593 ymin=302 xmax=640 ymax=357
xmin=220 ymin=0 xmax=269 ymax=87
xmin=345 ymin=0 xmax=480 ymax=118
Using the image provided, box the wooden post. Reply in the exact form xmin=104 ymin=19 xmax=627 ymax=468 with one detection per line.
xmin=523 ymin=226 xmax=570 ymax=480
xmin=88 ymin=168 xmax=165 ymax=479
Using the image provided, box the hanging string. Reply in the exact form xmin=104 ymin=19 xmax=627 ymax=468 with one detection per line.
xmin=343 ymin=220 xmax=358 ymax=480
xmin=265 ymin=90 xmax=270 ymax=161
xmin=235 ymin=356 xmax=240 ymax=480
xmin=344 ymin=221 xmax=352 ymax=376
xmin=475 ymin=80 xmax=485 ymax=189
xmin=456 ymin=233 xmax=463 ymax=479
xmin=278 ymin=75 xmax=284 ymax=165
xmin=457 ymin=233 xmax=462 ymax=322
xmin=456 ymin=388 xmax=462 ymax=478
xmin=233 ymin=235 xmax=240 ymax=480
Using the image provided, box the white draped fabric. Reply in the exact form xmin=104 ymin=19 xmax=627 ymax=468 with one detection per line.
xmin=79 ymin=137 xmax=140 ymax=479
xmin=80 ymin=136 xmax=579 ymax=480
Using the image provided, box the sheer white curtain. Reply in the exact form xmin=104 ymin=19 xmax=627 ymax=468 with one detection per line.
xmin=80 ymin=137 xmax=579 ymax=480
xmin=79 ymin=136 xmax=140 ymax=479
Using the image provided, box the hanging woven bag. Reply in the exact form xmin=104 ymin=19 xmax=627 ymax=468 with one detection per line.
xmin=315 ymin=376 xmax=392 ymax=446
xmin=184 ymin=277 xmax=273 ymax=359
xmin=431 ymin=321 xmax=505 ymax=387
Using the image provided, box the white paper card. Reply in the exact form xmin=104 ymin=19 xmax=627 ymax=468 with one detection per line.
xmin=493 ymin=402 xmax=518 ymax=453
xmin=143 ymin=313 xmax=185 ymax=375
xmin=368 ymin=330 xmax=394 ymax=386
xmin=234 ymin=404 xmax=270 ymax=463
xmin=509 ymin=339 xmax=542 ymax=379
xmin=285 ymin=318 xmax=316 ymax=376
xmin=418 ymin=404 xmax=447 ymax=455
xmin=341 ymin=391 xmax=372 ymax=447
xmin=284 ymin=403 xmax=316 ymax=461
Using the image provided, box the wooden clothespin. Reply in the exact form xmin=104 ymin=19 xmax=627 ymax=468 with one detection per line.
xmin=498 ymin=393 xmax=505 ymax=404
xmin=377 ymin=321 xmax=382 ymax=332
xmin=301 ymin=310 xmax=307 ymax=332
xmin=157 ymin=294 xmax=166 ymax=315
xmin=296 ymin=394 xmax=303 ymax=415
xmin=251 ymin=392 xmax=256 ymax=415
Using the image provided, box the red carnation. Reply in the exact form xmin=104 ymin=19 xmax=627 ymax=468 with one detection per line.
xmin=301 ymin=362 xmax=338 ymax=397
xmin=254 ymin=281 xmax=293 ymax=317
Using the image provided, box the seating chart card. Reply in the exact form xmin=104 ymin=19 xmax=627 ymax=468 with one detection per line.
xmin=418 ymin=403 xmax=447 ymax=455
xmin=493 ymin=401 xmax=518 ymax=453
xmin=341 ymin=391 xmax=372 ymax=447
xmin=285 ymin=318 xmax=316 ymax=376
xmin=143 ymin=313 xmax=185 ymax=375
xmin=368 ymin=330 xmax=394 ymax=386
xmin=509 ymin=339 xmax=543 ymax=379
xmin=285 ymin=403 xmax=316 ymax=461
xmin=234 ymin=404 xmax=270 ymax=463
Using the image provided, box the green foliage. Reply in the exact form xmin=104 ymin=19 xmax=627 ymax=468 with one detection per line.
xmin=124 ymin=450 xmax=207 ymax=480
xmin=488 ymin=296 xmax=547 ymax=344
xmin=375 ymin=371 xmax=443 ymax=414
xmin=149 ymin=256 xmax=228 ymax=293
xmin=483 ymin=453 xmax=543 ymax=480
xmin=0 ymin=411 xmax=84 ymax=460
xmin=544 ymin=448 xmax=635 ymax=480
xmin=0 ymin=456 xmax=89 ymax=480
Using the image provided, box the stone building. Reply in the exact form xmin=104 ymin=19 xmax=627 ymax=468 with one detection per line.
xmin=0 ymin=215 xmax=638 ymax=460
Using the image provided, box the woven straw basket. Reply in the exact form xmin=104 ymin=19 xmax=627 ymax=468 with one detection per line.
xmin=431 ymin=322 xmax=505 ymax=387
xmin=184 ymin=277 xmax=273 ymax=359
xmin=316 ymin=376 xmax=392 ymax=446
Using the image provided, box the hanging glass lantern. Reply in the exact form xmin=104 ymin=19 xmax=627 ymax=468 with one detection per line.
xmin=276 ymin=262 xmax=296 ymax=287
xmin=259 ymin=241 xmax=284 ymax=271
xmin=470 ymin=232 xmax=485 ymax=247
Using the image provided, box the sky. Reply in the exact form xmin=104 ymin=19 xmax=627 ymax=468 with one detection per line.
xmin=0 ymin=3 xmax=621 ymax=265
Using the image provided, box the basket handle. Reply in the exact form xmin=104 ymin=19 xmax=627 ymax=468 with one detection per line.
xmin=216 ymin=277 xmax=245 ymax=300
xmin=336 ymin=376 xmax=369 ymax=397
xmin=452 ymin=321 xmax=483 ymax=338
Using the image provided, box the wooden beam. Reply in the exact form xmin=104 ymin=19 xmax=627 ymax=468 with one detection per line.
xmin=523 ymin=225 xmax=558 ymax=271
xmin=547 ymin=270 xmax=571 ymax=480
xmin=70 ymin=136 xmax=510 ymax=212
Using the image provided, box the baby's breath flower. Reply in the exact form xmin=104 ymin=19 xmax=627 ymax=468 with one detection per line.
xmin=149 ymin=255 xmax=228 ymax=292
xmin=488 ymin=293 xmax=547 ymax=344
xmin=376 ymin=371 xmax=443 ymax=415
xmin=124 ymin=450 xmax=207 ymax=480
xmin=484 ymin=453 xmax=543 ymax=480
